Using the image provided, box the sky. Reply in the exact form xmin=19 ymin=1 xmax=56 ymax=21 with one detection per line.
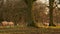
xmin=36 ymin=0 xmax=60 ymax=7
xmin=37 ymin=0 xmax=49 ymax=4
xmin=36 ymin=0 xmax=49 ymax=6
xmin=36 ymin=0 xmax=60 ymax=14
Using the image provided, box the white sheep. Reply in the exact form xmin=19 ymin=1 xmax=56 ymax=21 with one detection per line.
xmin=43 ymin=23 xmax=49 ymax=26
xmin=2 ymin=21 xmax=14 ymax=26
xmin=8 ymin=22 xmax=14 ymax=26
xmin=2 ymin=21 xmax=8 ymax=26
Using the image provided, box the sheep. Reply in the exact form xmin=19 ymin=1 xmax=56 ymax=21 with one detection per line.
xmin=2 ymin=21 xmax=14 ymax=26
xmin=43 ymin=23 xmax=49 ymax=26
xmin=2 ymin=21 xmax=8 ymax=26
xmin=8 ymin=22 xmax=14 ymax=26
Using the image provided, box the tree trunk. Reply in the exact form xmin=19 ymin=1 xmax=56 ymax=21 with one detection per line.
xmin=25 ymin=0 xmax=37 ymax=27
xmin=0 ymin=0 xmax=4 ymax=23
xmin=49 ymin=0 xmax=56 ymax=26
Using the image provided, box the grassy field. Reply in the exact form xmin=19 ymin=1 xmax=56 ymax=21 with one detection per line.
xmin=0 ymin=26 xmax=60 ymax=34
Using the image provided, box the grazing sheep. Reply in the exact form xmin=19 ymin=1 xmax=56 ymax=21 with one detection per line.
xmin=43 ymin=23 xmax=49 ymax=26
xmin=2 ymin=21 xmax=8 ymax=26
xmin=2 ymin=21 xmax=14 ymax=26
xmin=8 ymin=22 xmax=14 ymax=26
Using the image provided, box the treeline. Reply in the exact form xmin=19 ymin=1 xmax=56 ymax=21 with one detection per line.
xmin=0 ymin=0 xmax=60 ymax=27
xmin=0 ymin=0 xmax=27 ymax=25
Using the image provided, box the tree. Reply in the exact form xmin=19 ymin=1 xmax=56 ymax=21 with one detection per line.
xmin=0 ymin=0 xmax=4 ymax=23
xmin=49 ymin=0 xmax=56 ymax=26
xmin=58 ymin=0 xmax=60 ymax=4
xmin=24 ymin=0 xmax=37 ymax=27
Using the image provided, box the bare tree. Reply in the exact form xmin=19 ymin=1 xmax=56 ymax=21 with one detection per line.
xmin=24 ymin=0 xmax=37 ymax=27
xmin=49 ymin=0 xmax=56 ymax=26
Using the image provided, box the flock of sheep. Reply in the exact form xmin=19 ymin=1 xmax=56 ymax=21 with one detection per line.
xmin=1 ymin=21 xmax=14 ymax=26
xmin=1 ymin=21 xmax=50 ymax=27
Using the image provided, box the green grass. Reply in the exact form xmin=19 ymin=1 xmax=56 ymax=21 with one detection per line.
xmin=0 ymin=25 xmax=60 ymax=34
